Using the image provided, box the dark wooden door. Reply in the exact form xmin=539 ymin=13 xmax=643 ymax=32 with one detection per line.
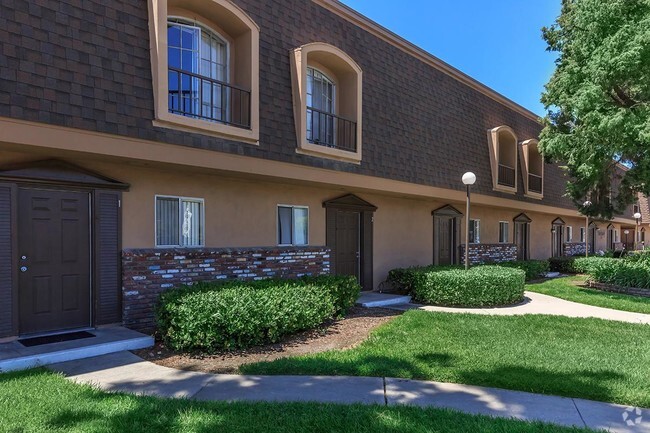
xmin=18 ymin=188 xmax=91 ymax=335
xmin=515 ymin=222 xmax=529 ymax=260
xmin=552 ymin=225 xmax=564 ymax=257
xmin=437 ymin=217 xmax=454 ymax=266
xmin=335 ymin=210 xmax=360 ymax=279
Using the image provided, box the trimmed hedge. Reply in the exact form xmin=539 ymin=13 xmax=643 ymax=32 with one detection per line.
xmin=391 ymin=265 xmax=525 ymax=307
xmin=549 ymin=256 xmax=577 ymax=273
xmin=497 ymin=260 xmax=549 ymax=281
xmin=156 ymin=276 xmax=360 ymax=352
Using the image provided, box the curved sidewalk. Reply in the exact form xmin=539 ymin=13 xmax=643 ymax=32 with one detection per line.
xmin=50 ymin=351 xmax=650 ymax=433
xmin=394 ymin=291 xmax=650 ymax=325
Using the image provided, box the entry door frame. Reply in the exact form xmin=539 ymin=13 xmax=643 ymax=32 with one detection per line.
xmin=324 ymin=194 xmax=376 ymax=291
xmin=0 ymin=159 xmax=128 ymax=338
xmin=551 ymin=218 xmax=565 ymax=258
xmin=513 ymin=213 xmax=532 ymax=261
xmin=17 ymin=186 xmax=93 ymax=335
xmin=432 ymin=205 xmax=462 ymax=266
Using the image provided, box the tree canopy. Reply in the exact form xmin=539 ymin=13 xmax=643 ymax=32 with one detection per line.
xmin=540 ymin=0 xmax=650 ymax=219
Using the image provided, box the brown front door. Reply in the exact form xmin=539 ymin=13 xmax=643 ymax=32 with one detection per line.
xmin=515 ymin=222 xmax=530 ymax=260
xmin=18 ymin=188 xmax=91 ymax=335
xmin=437 ymin=216 xmax=454 ymax=266
xmin=335 ymin=210 xmax=360 ymax=279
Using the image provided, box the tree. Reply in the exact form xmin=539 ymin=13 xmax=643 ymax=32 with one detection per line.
xmin=540 ymin=0 xmax=650 ymax=219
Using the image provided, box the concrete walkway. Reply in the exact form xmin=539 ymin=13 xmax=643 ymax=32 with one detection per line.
xmin=387 ymin=291 xmax=650 ymax=325
xmin=49 ymin=351 xmax=649 ymax=433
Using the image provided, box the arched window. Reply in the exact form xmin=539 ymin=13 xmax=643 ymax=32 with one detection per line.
xmin=291 ymin=42 xmax=363 ymax=163
xmin=147 ymin=0 xmax=259 ymax=143
xmin=521 ymin=139 xmax=544 ymax=198
xmin=487 ymin=126 xmax=518 ymax=193
xmin=167 ymin=18 xmax=230 ymax=123
xmin=306 ymin=67 xmax=336 ymax=147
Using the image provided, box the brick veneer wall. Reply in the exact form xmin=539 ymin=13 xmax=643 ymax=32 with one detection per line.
xmin=122 ymin=247 xmax=331 ymax=333
xmin=563 ymin=242 xmax=592 ymax=256
xmin=459 ymin=243 xmax=518 ymax=265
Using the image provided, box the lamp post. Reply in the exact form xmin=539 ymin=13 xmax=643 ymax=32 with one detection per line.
xmin=634 ymin=212 xmax=642 ymax=250
xmin=583 ymin=200 xmax=592 ymax=257
xmin=462 ymin=172 xmax=477 ymax=271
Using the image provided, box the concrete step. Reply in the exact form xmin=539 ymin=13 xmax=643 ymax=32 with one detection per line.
xmin=0 ymin=327 xmax=153 ymax=373
xmin=357 ymin=292 xmax=412 ymax=308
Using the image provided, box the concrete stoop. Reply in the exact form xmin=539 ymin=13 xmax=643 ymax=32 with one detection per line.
xmin=0 ymin=327 xmax=153 ymax=372
xmin=357 ymin=292 xmax=412 ymax=308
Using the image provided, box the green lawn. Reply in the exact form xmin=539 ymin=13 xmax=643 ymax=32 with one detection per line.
xmin=527 ymin=276 xmax=650 ymax=314
xmin=242 ymin=311 xmax=650 ymax=408
xmin=0 ymin=369 xmax=599 ymax=433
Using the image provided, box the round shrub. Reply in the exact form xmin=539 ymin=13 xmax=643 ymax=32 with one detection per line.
xmin=156 ymin=276 xmax=360 ymax=353
xmin=497 ymin=260 xmax=549 ymax=281
xmin=411 ymin=265 xmax=525 ymax=307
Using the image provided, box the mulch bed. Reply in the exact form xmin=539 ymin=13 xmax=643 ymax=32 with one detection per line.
xmin=133 ymin=307 xmax=402 ymax=374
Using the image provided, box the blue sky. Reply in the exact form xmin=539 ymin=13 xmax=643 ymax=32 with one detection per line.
xmin=340 ymin=1 xmax=562 ymax=116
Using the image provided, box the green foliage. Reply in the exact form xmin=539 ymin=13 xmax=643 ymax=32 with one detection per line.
xmin=573 ymin=256 xmax=614 ymax=274
xmin=549 ymin=256 xmax=578 ymax=273
xmin=407 ymin=266 xmax=525 ymax=307
xmin=589 ymin=259 xmax=650 ymax=289
xmin=540 ymin=0 xmax=650 ymax=218
xmin=156 ymin=276 xmax=360 ymax=352
xmin=300 ymin=275 xmax=360 ymax=317
xmin=497 ymin=260 xmax=549 ymax=281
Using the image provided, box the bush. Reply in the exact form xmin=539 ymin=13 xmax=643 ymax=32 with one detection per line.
xmin=589 ymin=259 xmax=650 ymax=289
xmin=156 ymin=276 xmax=361 ymax=352
xmin=573 ymin=257 xmax=610 ymax=274
xmin=497 ymin=260 xmax=549 ymax=281
xmin=300 ymin=275 xmax=359 ymax=317
xmin=549 ymin=256 xmax=577 ymax=273
xmin=407 ymin=265 xmax=525 ymax=307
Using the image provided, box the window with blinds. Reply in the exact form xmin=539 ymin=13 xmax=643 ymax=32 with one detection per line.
xmin=278 ymin=205 xmax=309 ymax=246
xmin=499 ymin=221 xmax=509 ymax=243
xmin=156 ymin=196 xmax=204 ymax=247
xmin=469 ymin=219 xmax=480 ymax=244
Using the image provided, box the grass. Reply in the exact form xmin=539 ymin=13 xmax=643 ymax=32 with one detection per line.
xmin=527 ymin=276 xmax=650 ymax=314
xmin=0 ymin=369 xmax=600 ymax=433
xmin=242 ymin=311 xmax=650 ymax=408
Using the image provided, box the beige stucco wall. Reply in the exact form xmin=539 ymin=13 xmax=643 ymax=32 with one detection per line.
xmin=0 ymin=149 xmax=626 ymax=289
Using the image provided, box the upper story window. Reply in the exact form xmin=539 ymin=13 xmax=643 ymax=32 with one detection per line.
xmin=167 ymin=19 xmax=240 ymax=126
xmin=291 ymin=43 xmax=363 ymax=164
xmin=487 ymin=126 xmax=518 ymax=194
xmin=147 ymin=0 xmax=259 ymax=143
xmin=521 ymin=139 xmax=544 ymax=198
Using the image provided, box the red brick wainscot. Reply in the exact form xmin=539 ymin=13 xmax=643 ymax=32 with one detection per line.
xmin=460 ymin=243 xmax=518 ymax=265
xmin=122 ymin=247 xmax=331 ymax=333
xmin=564 ymin=242 xmax=592 ymax=256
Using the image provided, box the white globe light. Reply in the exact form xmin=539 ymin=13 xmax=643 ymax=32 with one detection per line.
xmin=462 ymin=172 xmax=477 ymax=186
xmin=634 ymin=212 xmax=642 ymax=219
xmin=583 ymin=200 xmax=592 ymax=207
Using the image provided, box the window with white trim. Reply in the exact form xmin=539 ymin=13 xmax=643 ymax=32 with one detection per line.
xmin=566 ymin=226 xmax=573 ymax=242
xmin=469 ymin=219 xmax=480 ymax=244
xmin=278 ymin=205 xmax=309 ymax=246
xmin=156 ymin=196 xmax=204 ymax=247
xmin=167 ymin=19 xmax=234 ymax=124
xmin=499 ymin=221 xmax=509 ymax=243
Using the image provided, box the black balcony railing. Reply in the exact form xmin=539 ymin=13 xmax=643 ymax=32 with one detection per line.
xmin=307 ymin=106 xmax=357 ymax=152
xmin=498 ymin=164 xmax=516 ymax=188
xmin=529 ymin=173 xmax=543 ymax=194
xmin=168 ymin=67 xmax=251 ymax=129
